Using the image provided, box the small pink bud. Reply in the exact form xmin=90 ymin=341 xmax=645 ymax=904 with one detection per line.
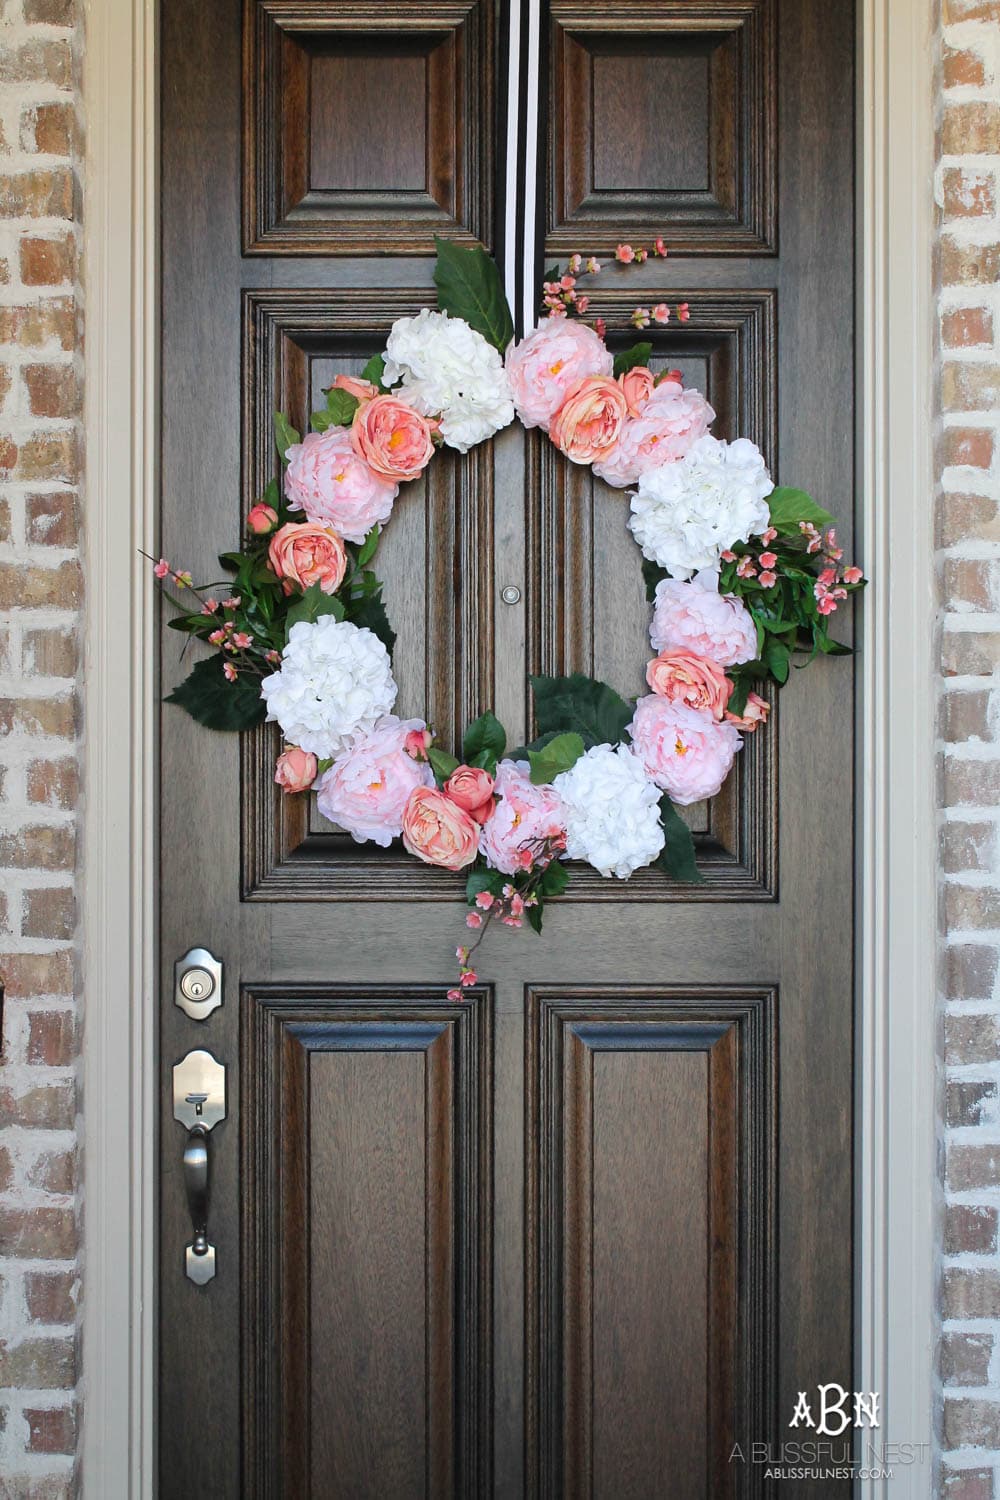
xmin=654 ymin=237 xmax=667 ymax=257
xmin=677 ymin=303 xmax=690 ymax=322
xmin=247 ymin=503 xmax=279 ymax=535
xmin=223 ymin=661 xmax=238 ymax=682
xmin=615 ymin=243 xmax=636 ymax=264
xmin=466 ymin=911 xmax=483 ymax=929
xmin=447 ymin=988 xmax=463 ymax=1002
xmin=843 ymin=565 xmax=863 ymax=585
xmin=475 ymin=891 xmax=495 ymax=910
xmin=460 ymin=969 xmax=478 ymax=987
xmin=759 ymin=570 xmax=777 ymax=588
xmin=403 ymin=727 xmax=433 ymax=761
xmin=758 ymin=552 xmax=777 ymax=569
xmin=652 ymin=303 xmax=670 ymax=324
xmin=274 ymin=746 xmax=317 ymax=793
xmin=154 ymin=558 xmax=170 ymax=579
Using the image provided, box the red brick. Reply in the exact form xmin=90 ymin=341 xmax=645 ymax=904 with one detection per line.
xmin=946 ymin=1203 xmax=999 ymax=1255
xmin=947 ymin=1077 xmax=998 ymax=1125
xmin=943 ymin=754 xmax=1000 ymax=804
xmin=24 ymin=366 xmax=79 ymax=420
xmin=0 ymin=297 xmax=76 ymax=351
xmin=27 ymin=757 xmax=79 ymax=809
xmin=944 ymin=44 xmax=989 ymax=89
xmin=0 ymin=825 xmax=75 ymax=871
xmin=0 ymin=949 xmax=74 ymax=996
xmin=15 ymin=431 xmax=80 ymax=485
xmin=943 ymin=1466 xmax=996 ymax=1500
xmin=940 ymin=689 xmax=992 ymax=742
xmin=942 ymin=820 xmax=996 ymax=873
xmin=26 ymin=1010 xmax=76 ymax=1066
xmin=0 ymin=560 xmax=81 ymax=609
xmin=941 ymin=1331 xmax=993 ymax=1386
xmin=943 ymin=308 xmax=994 ymax=349
xmin=0 ymin=1206 xmax=77 ymax=1259
xmin=19 ymin=235 xmax=74 ymax=288
xmin=942 ymin=557 xmax=998 ymax=610
xmin=24 ymin=1270 xmax=76 ymax=1325
xmin=0 ymin=39 xmax=72 ymax=87
xmin=0 ymin=1142 xmax=13 ymax=1193
xmin=0 ymin=1336 xmax=76 ymax=1389
xmin=940 ymin=427 xmax=994 ymax=471
xmin=940 ymin=237 xmax=1000 ymax=287
xmin=0 ymin=167 xmax=73 ymax=219
xmin=0 ymin=695 xmax=78 ymax=738
xmin=945 ymin=884 xmax=1000 ymax=929
xmin=942 ymin=361 xmax=1000 ymax=412
xmin=22 ymin=887 xmax=75 ymax=941
xmin=0 ymin=1080 xmax=75 ymax=1130
xmin=944 ymin=168 xmax=997 ymax=218
xmin=25 ymin=492 xmax=79 ymax=547
xmin=25 ymin=1404 xmax=77 ymax=1455
xmin=943 ymin=102 xmax=1000 ymax=155
xmin=945 ymin=0 xmax=1000 ymax=18
xmin=949 ymin=1144 xmax=1000 ymax=1192
xmin=945 ymin=1010 xmax=1000 ymax=1063
xmin=20 ymin=99 xmax=77 ymax=155
xmin=27 ymin=1148 xmax=77 ymax=1196
xmin=22 ymin=627 xmax=78 ymax=678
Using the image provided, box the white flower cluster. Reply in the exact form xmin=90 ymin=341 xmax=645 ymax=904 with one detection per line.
xmin=261 ymin=617 xmax=397 ymax=758
xmin=628 ymin=435 xmax=773 ymax=580
xmin=553 ymin=743 xmax=664 ymax=879
xmin=383 ymin=309 xmax=514 ymax=452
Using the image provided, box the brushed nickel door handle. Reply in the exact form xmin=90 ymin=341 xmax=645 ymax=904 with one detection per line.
xmin=173 ymin=1050 xmax=226 ymax=1284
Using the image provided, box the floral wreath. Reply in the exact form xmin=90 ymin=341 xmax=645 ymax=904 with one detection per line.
xmin=154 ymin=237 xmax=865 ymax=995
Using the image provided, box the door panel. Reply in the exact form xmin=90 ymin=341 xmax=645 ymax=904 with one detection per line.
xmin=244 ymin=0 xmax=496 ymax=254
xmin=160 ymin=0 xmax=856 ymax=1495
xmin=526 ymin=988 xmax=776 ymax=1500
xmin=241 ymin=988 xmax=492 ymax=1496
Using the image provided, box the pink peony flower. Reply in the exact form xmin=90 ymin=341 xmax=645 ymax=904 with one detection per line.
xmin=628 ymin=694 xmax=743 ymax=805
xmin=645 ymin=650 xmax=733 ymax=721
xmin=550 ymin=375 xmax=628 ymax=464
xmin=444 ymin=765 xmax=496 ymax=825
xmin=247 ymin=503 xmax=278 ymax=535
xmin=649 ymin=570 xmax=758 ymax=667
xmin=505 ymin=319 xmax=614 ymax=430
xmin=478 ymin=759 xmax=567 ymax=876
xmin=351 ymin=394 xmax=435 ymax=483
xmin=725 ymin=692 xmax=771 ymax=732
xmin=274 ymin=746 xmax=317 ymax=793
xmin=284 ymin=427 xmax=397 ymax=544
xmin=402 ymin=786 xmax=479 ymax=870
xmin=592 ymin=380 xmax=715 ymax=488
xmin=618 ymin=365 xmax=655 ymax=417
xmin=268 ymin=521 xmax=347 ymax=596
xmin=326 ymin=373 xmax=379 ymax=403
xmin=315 ymin=715 xmax=434 ymax=847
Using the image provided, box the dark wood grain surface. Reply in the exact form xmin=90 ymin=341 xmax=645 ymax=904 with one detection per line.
xmin=160 ymin=0 xmax=855 ymax=1494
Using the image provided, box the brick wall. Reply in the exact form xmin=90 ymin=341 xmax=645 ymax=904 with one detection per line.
xmin=938 ymin=2 xmax=1000 ymax=1495
xmin=0 ymin=0 xmax=82 ymax=1493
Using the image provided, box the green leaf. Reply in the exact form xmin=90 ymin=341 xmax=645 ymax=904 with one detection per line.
xmin=656 ymin=797 xmax=704 ymax=884
xmin=361 ymin=353 xmax=387 ymax=390
xmin=816 ymin=632 xmax=852 ymax=656
xmin=347 ymin=591 xmax=395 ymax=655
xmin=274 ymin=410 xmax=300 ymax=464
xmin=612 ymin=342 xmax=653 ymax=378
xmin=526 ymin=903 xmax=544 ymax=935
xmin=433 ymin=236 xmax=514 ymax=353
xmin=530 ymin=673 xmax=633 ymax=749
xmin=509 ymin=729 xmax=567 ymax=760
xmin=325 ymin=387 xmax=360 ymax=427
xmin=466 ymin=866 xmax=505 ymax=904
xmin=284 ymin=583 xmax=346 ymax=636
xmin=726 ymin=674 xmax=753 ymax=717
xmin=463 ymin=711 xmax=506 ymax=767
xmin=540 ymin=859 xmax=570 ymax=897
xmin=763 ymin=635 xmax=790 ymax=684
xmin=164 ymin=654 xmax=266 ymax=732
xmin=263 ymin=477 xmax=280 ymax=508
xmin=767 ymin=486 xmax=835 ymax=537
xmin=527 ymin=731 xmax=585 ymax=784
xmin=355 ymin=525 xmax=380 ymax=567
xmin=428 ymin=747 xmax=460 ymax=786
xmin=641 ymin=556 xmax=669 ymax=603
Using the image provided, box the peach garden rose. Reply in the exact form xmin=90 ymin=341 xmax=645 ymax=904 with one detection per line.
xmin=402 ymin=786 xmax=480 ymax=870
xmin=443 ymin=765 xmax=496 ymax=824
xmin=267 ymin=520 xmax=347 ymax=596
xmin=645 ymin=649 xmax=733 ymax=721
xmin=549 ymin=375 xmax=628 ymax=464
xmin=350 ymin=393 xmax=435 ymax=483
xmin=273 ymin=745 xmax=317 ymax=793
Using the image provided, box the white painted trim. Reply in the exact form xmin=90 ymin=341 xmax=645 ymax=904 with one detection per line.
xmin=81 ymin=0 xmax=158 ymax=1493
xmin=856 ymin=0 xmax=938 ymax=1492
xmin=78 ymin=2 xmax=938 ymax=1493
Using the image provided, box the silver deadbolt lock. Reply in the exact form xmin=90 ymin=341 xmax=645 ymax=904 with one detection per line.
xmin=173 ymin=1049 xmax=226 ymax=1284
xmin=175 ymin=946 xmax=223 ymax=1021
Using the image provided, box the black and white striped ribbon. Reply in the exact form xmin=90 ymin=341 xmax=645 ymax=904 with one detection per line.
xmin=498 ymin=0 xmax=542 ymax=340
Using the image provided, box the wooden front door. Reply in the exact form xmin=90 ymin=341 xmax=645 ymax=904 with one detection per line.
xmin=159 ymin=3 xmax=856 ymax=1496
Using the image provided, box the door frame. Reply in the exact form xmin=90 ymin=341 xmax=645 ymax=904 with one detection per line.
xmin=80 ymin=1 xmax=937 ymax=1492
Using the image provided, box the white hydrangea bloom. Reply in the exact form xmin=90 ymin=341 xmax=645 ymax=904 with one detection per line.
xmin=553 ymin=743 xmax=664 ymax=879
xmin=383 ymin=308 xmax=514 ymax=452
xmin=260 ymin=617 xmax=397 ymax=759
xmin=628 ymin=434 xmax=774 ymax=580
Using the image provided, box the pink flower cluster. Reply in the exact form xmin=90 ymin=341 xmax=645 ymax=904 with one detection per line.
xmin=540 ymin=240 xmax=686 ymax=332
xmin=628 ymin=571 xmax=771 ymax=804
xmin=506 ymin=321 xmax=712 ymax=486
